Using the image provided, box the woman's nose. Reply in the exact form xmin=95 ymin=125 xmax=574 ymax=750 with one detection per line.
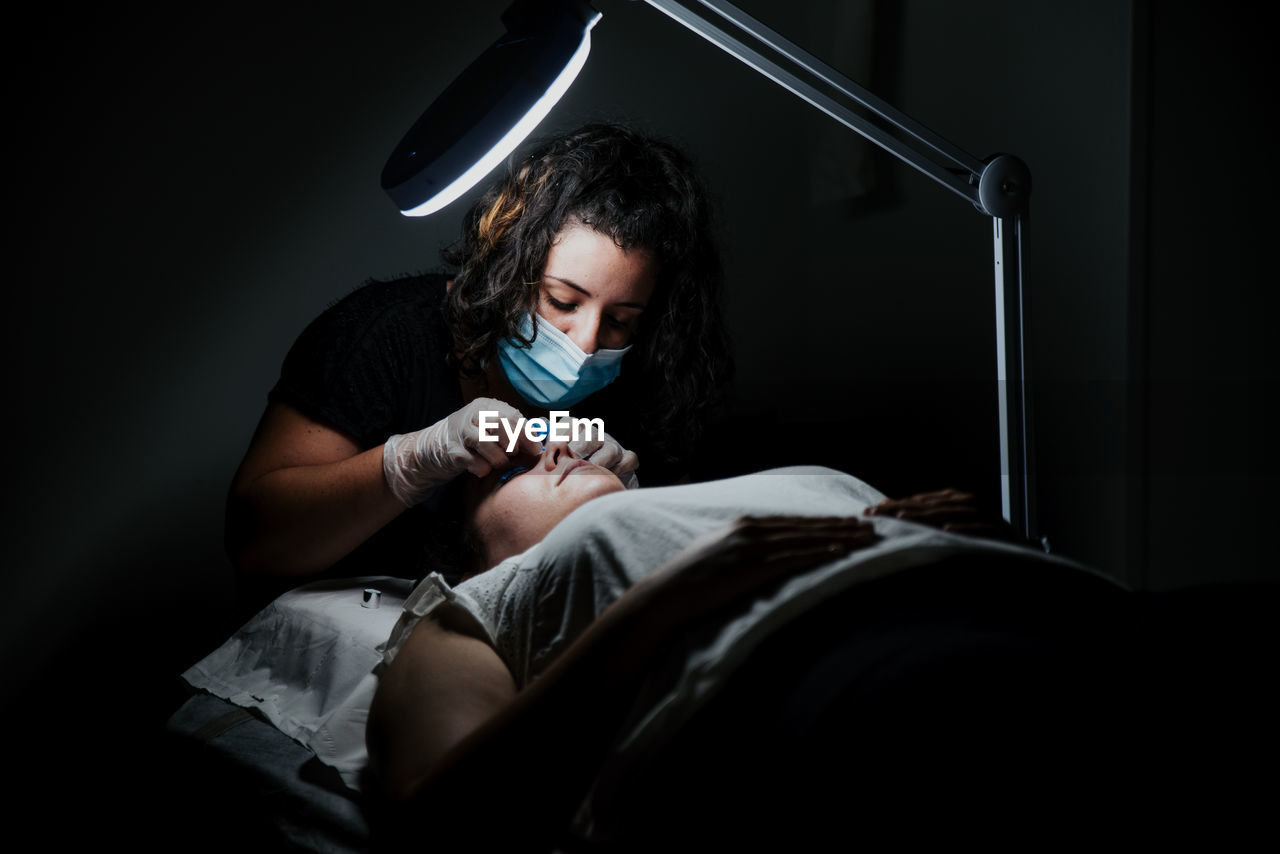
xmin=543 ymin=443 xmax=579 ymax=469
xmin=566 ymin=313 xmax=601 ymax=354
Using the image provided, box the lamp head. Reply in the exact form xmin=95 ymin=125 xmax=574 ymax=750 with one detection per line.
xmin=381 ymin=0 xmax=602 ymax=217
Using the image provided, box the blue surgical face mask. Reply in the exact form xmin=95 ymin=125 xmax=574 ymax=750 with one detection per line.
xmin=497 ymin=312 xmax=631 ymax=409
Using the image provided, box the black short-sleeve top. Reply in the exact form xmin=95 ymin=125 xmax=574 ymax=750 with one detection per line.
xmin=271 ymin=273 xmax=460 ymax=446
xmin=267 ymin=273 xmax=464 ymax=581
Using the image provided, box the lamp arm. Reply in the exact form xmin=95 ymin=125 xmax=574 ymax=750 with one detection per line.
xmin=636 ymin=0 xmax=1036 ymax=539
xmin=640 ymin=0 xmax=1029 ymax=216
xmin=994 ymin=214 xmax=1035 ymax=541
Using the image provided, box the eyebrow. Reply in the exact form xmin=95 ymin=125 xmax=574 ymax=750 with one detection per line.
xmin=544 ymin=275 xmax=647 ymax=310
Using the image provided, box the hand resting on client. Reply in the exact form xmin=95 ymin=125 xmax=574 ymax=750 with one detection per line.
xmin=864 ymin=487 xmax=1030 ymax=544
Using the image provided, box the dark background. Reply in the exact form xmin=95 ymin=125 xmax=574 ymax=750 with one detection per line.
xmin=4 ymin=0 xmax=1273 ymax=841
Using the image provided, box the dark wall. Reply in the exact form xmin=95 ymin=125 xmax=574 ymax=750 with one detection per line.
xmin=1140 ymin=2 xmax=1275 ymax=590
xmin=3 ymin=0 xmax=1273 ymax=839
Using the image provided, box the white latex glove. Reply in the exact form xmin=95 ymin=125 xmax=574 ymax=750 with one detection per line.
xmin=568 ymin=429 xmax=641 ymax=490
xmin=382 ymin=397 xmax=542 ymax=506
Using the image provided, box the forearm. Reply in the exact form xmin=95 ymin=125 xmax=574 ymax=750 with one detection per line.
xmin=226 ymin=445 xmax=408 ymax=576
xmin=392 ymin=579 xmax=673 ymax=848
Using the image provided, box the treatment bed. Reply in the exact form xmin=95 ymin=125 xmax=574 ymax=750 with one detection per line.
xmin=164 ymin=478 xmax=1278 ymax=851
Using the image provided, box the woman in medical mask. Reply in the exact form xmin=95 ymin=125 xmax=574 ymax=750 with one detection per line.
xmin=225 ymin=123 xmax=733 ymax=587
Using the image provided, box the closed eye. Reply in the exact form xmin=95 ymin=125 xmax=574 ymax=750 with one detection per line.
xmin=545 ymin=292 xmax=637 ymax=332
xmin=493 ymin=465 xmax=530 ymax=493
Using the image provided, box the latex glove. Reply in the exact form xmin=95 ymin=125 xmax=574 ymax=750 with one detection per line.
xmin=383 ymin=398 xmax=542 ymax=506
xmin=567 ymin=429 xmax=641 ymax=489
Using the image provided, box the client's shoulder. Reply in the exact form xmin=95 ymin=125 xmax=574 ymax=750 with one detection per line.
xmin=726 ymin=466 xmax=887 ymax=505
xmin=748 ymin=465 xmax=854 ymax=479
xmin=564 ymin=466 xmax=887 ymax=522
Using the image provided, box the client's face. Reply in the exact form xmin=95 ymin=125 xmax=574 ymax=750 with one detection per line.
xmin=465 ymin=444 xmax=626 ymax=569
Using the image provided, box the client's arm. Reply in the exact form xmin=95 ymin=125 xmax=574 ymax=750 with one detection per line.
xmin=366 ymin=515 xmax=879 ymax=851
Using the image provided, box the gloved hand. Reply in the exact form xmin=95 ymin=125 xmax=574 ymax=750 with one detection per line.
xmin=382 ymin=398 xmax=543 ymax=506
xmin=568 ymin=429 xmax=641 ymax=489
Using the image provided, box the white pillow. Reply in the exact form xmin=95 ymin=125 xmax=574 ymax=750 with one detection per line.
xmin=181 ymin=576 xmax=413 ymax=790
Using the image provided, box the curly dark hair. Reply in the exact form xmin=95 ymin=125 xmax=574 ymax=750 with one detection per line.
xmin=442 ymin=122 xmax=734 ymax=470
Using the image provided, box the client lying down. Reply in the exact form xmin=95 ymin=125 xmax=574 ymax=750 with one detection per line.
xmin=366 ymin=445 xmax=1136 ymax=849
